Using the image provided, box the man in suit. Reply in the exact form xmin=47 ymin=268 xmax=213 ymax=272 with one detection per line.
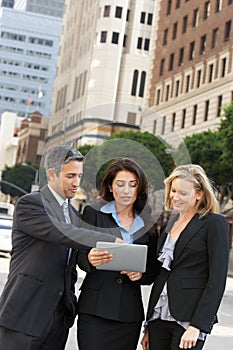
xmin=0 ymin=145 xmax=116 ymax=350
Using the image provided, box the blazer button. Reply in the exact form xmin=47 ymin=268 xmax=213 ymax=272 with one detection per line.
xmin=58 ymin=290 xmax=63 ymax=296
xmin=116 ymin=278 xmax=123 ymax=284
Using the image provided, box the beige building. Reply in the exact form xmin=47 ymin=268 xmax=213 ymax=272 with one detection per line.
xmin=48 ymin=0 xmax=155 ymax=147
xmin=142 ymin=0 xmax=233 ymax=147
xmin=16 ymin=111 xmax=49 ymax=165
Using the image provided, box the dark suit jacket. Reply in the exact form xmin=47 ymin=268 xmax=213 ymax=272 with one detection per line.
xmin=0 ymin=186 xmax=116 ymax=337
xmin=77 ymin=204 xmax=159 ymax=323
xmin=146 ymin=212 xmax=229 ymax=334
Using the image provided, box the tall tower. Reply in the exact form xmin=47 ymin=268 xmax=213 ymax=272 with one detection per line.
xmin=142 ymin=0 xmax=233 ymax=147
xmin=49 ymin=0 xmax=155 ymax=146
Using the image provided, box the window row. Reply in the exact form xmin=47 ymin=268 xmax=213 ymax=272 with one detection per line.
xmin=166 ymin=0 xmax=233 ymax=17
xmin=153 ymin=94 xmax=228 ymax=136
xmin=1 ymin=32 xmax=54 ymax=47
xmin=163 ymin=17 xmax=231 ymax=45
xmin=72 ymin=70 xmax=87 ymax=102
xmin=0 ymin=44 xmax=24 ymax=54
xmin=137 ymin=37 xmax=150 ymax=51
xmin=131 ymin=70 xmax=146 ymax=98
xmin=160 ymin=23 xmax=231 ymax=75
xmin=156 ymin=56 xmax=229 ymax=104
xmin=55 ymin=85 xmax=67 ymax=113
xmin=102 ymin=5 xmax=153 ymax=25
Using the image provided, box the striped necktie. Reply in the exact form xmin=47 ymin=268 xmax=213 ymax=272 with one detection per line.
xmin=62 ymin=201 xmax=72 ymax=263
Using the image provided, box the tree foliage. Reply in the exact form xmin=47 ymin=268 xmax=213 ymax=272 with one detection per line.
xmin=80 ymin=131 xmax=175 ymax=194
xmin=1 ymin=163 xmax=37 ymax=199
xmin=177 ymin=102 xmax=233 ymax=211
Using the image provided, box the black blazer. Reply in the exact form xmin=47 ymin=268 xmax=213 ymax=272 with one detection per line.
xmin=0 ymin=186 xmax=116 ymax=337
xmin=77 ymin=204 xmax=159 ymax=323
xmin=146 ymin=212 xmax=229 ymax=334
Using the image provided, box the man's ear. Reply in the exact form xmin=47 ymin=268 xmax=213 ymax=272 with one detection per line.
xmin=47 ymin=168 xmax=56 ymax=182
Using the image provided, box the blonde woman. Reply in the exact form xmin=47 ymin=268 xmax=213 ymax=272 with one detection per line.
xmin=141 ymin=164 xmax=229 ymax=350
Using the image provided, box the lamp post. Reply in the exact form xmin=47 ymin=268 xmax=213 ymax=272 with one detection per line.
xmin=22 ymin=163 xmax=39 ymax=192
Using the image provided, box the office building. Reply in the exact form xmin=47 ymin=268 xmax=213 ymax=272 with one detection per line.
xmin=48 ymin=0 xmax=155 ymax=147
xmin=1 ymin=0 xmax=14 ymax=8
xmin=0 ymin=7 xmax=62 ymax=119
xmin=14 ymin=0 xmax=65 ymax=18
xmin=142 ymin=0 xmax=233 ymax=147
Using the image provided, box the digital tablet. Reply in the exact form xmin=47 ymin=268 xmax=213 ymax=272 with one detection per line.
xmin=96 ymin=241 xmax=148 ymax=272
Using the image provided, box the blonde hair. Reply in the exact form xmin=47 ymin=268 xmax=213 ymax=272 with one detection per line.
xmin=164 ymin=164 xmax=220 ymax=215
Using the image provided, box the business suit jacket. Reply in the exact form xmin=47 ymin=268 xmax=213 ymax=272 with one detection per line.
xmin=0 ymin=186 xmax=116 ymax=337
xmin=146 ymin=212 xmax=229 ymax=334
xmin=77 ymin=204 xmax=159 ymax=323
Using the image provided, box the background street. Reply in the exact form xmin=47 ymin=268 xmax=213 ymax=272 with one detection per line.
xmin=0 ymin=254 xmax=232 ymax=350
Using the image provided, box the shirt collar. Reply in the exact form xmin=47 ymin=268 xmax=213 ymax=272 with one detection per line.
xmin=48 ymin=184 xmax=68 ymax=207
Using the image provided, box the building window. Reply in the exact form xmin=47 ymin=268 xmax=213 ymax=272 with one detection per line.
xmin=167 ymin=0 xmax=172 ymax=15
xmin=156 ymin=89 xmax=161 ymax=105
xmin=224 ymin=20 xmax=231 ymax=41
xmin=208 ymin=64 xmax=214 ymax=82
xmin=185 ymin=75 xmax=190 ymax=92
xmin=192 ymin=8 xmax=199 ymax=27
xmin=139 ymin=71 xmax=146 ymax=97
xmin=200 ymin=35 xmax=206 ymax=55
xmin=171 ymin=113 xmax=176 ymax=131
xmin=127 ymin=112 xmax=136 ymax=124
xmin=172 ymin=22 xmax=178 ymax=40
xmin=163 ymin=28 xmax=168 ymax=45
xmin=162 ymin=116 xmax=166 ymax=134
xmin=176 ymin=0 xmax=181 ymax=9
xmin=217 ymin=95 xmax=222 ymax=116
xmin=147 ymin=13 xmax=153 ymax=25
xmin=169 ymin=53 xmax=174 ymax=71
xmin=115 ymin=6 xmax=122 ymax=18
xmin=204 ymin=100 xmax=209 ymax=121
xmin=175 ymin=80 xmax=180 ymax=97
xmin=204 ymin=1 xmax=210 ymax=20
xmin=215 ymin=0 xmax=222 ymax=12
xmin=123 ymin=35 xmax=127 ymax=47
xmin=144 ymin=39 xmax=150 ymax=51
xmin=181 ymin=109 xmax=186 ymax=128
xmin=192 ymin=105 xmax=198 ymax=125
xmin=189 ymin=41 xmax=195 ymax=60
xmin=103 ymin=5 xmax=110 ymax=17
xmin=153 ymin=120 xmax=157 ymax=134
xmin=165 ymin=85 xmax=170 ymax=101
xmin=160 ymin=59 xmax=165 ymax=76
xmin=131 ymin=70 xmax=138 ymax=96
xmin=182 ymin=15 xmax=188 ymax=33
xmin=140 ymin=12 xmax=146 ymax=23
xmin=112 ymin=32 xmax=119 ymax=44
xmin=178 ymin=47 xmax=184 ymax=66
xmin=221 ymin=57 xmax=227 ymax=77
xmin=137 ymin=37 xmax=143 ymax=49
xmin=126 ymin=9 xmax=130 ymax=21
xmin=211 ymin=28 xmax=218 ymax=48
xmin=100 ymin=31 xmax=107 ymax=43
xmin=196 ymin=69 xmax=202 ymax=87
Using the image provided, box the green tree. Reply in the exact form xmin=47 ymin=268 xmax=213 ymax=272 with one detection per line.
xmin=80 ymin=131 xmax=175 ymax=194
xmin=177 ymin=101 xmax=233 ymax=211
xmin=1 ymin=164 xmax=37 ymax=199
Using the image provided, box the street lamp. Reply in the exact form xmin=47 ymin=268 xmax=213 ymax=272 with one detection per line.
xmin=22 ymin=163 xmax=39 ymax=192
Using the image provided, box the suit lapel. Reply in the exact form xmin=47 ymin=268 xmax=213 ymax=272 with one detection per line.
xmin=173 ymin=213 xmax=207 ymax=264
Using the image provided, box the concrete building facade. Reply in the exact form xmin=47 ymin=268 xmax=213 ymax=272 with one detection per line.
xmin=0 ymin=7 xmax=62 ymax=119
xmin=142 ymin=0 xmax=233 ymax=147
xmin=16 ymin=111 xmax=49 ymax=165
xmin=48 ymin=0 xmax=155 ymax=147
xmin=14 ymin=0 xmax=65 ymax=18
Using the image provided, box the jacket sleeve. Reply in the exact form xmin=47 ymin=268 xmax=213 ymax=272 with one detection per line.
xmin=14 ymin=193 xmax=116 ymax=250
xmin=77 ymin=205 xmax=97 ymax=272
xmin=138 ymin=222 xmax=161 ymax=285
xmin=190 ymin=214 xmax=229 ymax=333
